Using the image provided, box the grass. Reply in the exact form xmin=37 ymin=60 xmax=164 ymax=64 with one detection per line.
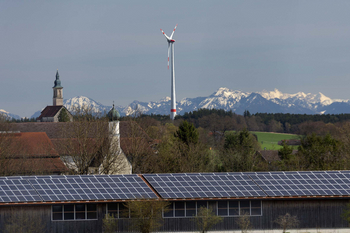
xmin=252 ymin=131 xmax=299 ymax=151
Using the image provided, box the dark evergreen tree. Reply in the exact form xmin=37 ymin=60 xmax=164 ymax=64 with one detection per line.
xmin=298 ymin=133 xmax=343 ymax=170
xmin=278 ymin=140 xmax=294 ymax=160
xmin=174 ymin=120 xmax=199 ymax=145
xmin=58 ymin=108 xmax=70 ymax=122
xmin=221 ymin=129 xmax=261 ymax=172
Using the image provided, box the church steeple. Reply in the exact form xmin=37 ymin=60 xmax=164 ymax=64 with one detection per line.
xmin=53 ymin=70 xmax=62 ymax=88
xmin=53 ymin=70 xmax=63 ymax=106
xmin=107 ymin=102 xmax=120 ymax=121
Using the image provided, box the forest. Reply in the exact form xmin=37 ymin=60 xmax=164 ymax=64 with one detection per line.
xmin=124 ymin=109 xmax=350 ymax=174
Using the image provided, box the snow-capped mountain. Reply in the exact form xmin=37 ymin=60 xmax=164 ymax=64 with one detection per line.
xmin=29 ymin=88 xmax=350 ymax=118
xmin=0 ymin=109 xmax=21 ymax=120
xmin=259 ymin=88 xmax=343 ymax=105
xmin=63 ymin=96 xmax=115 ymax=115
xmin=258 ymin=88 xmax=346 ymax=111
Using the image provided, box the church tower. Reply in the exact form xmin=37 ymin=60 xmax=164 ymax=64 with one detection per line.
xmin=53 ymin=70 xmax=63 ymax=106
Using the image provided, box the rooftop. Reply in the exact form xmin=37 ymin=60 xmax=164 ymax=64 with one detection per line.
xmin=36 ymin=106 xmax=64 ymax=121
xmin=1 ymin=170 xmax=350 ymax=205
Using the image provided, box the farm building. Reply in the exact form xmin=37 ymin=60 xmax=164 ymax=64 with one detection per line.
xmin=0 ymin=171 xmax=350 ymax=232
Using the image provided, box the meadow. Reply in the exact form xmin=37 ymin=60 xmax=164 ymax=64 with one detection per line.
xmin=252 ymin=131 xmax=299 ymax=150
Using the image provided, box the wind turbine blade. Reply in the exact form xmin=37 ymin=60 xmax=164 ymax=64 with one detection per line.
xmin=167 ymin=42 xmax=170 ymax=69
xmin=160 ymin=28 xmax=170 ymax=40
xmin=170 ymin=24 xmax=178 ymax=39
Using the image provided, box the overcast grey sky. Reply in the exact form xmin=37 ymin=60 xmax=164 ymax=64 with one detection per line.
xmin=1 ymin=0 xmax=350 ymax=117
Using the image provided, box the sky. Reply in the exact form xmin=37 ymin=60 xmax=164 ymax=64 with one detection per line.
xmin=1 ymin=1 xmax=350 ymax=117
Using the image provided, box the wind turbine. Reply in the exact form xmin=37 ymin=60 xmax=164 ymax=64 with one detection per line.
xmin=160 ymin=24 xmax=178 ymax=120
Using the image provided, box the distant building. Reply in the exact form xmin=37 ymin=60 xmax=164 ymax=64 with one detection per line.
xmin=278 ymin=139 xmax=301 ymax=146
xmin=258 ymin=150 xmax=281 ymax=163
xmin=0 ymin=132 xmax=68 ymax=175
xmin=258 ymin=150 xmax=298 ymax=163
xmin=37 ymin=70 xmax=73 ymax=122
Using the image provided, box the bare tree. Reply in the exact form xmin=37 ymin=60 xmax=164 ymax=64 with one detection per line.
xmin=237 ymin=213 xmax=251 ymax=233
xmin=124 ymin=200 xmax=170 ymax=233
xmin=194 ymin=207 xmax=222 ymax=233
xmin=103 ymin=214 xmax=118 ymax=233
xmin=119 ymin=116 xmax=155 ymax=174
xmin=274 ymin=213 xmax=299 ymax=233
xmin=57 ymin=106 xmax=125 ymax=175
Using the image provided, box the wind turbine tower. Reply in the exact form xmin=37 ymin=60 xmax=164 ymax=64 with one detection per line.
xmin=160 ymin=24 xmax=178 ymax=120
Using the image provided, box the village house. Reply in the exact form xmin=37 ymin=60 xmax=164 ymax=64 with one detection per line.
xmin=0 ymin=132 xmax=67 ymax=175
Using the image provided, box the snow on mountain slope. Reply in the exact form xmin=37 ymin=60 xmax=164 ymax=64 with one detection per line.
xmin=64 ymin=96 xmax=110 ymax=114
xmin=259 ymin=89 xmax=345 ymax=106
xmin=198 ymin=87 xmax=249 ymax=110
xmin=0 ymin=109 xmax=21 ymax=120
xmin=29 ymin=88 xmax=350 ymax=117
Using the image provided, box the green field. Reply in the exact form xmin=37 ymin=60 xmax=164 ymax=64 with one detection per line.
xmin=252 ymin=131 xmax=299 ymax=150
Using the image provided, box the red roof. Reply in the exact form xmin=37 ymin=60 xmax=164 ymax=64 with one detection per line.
xmin=50 ymin=138 xmax=105 ymax=155
xmin=120 ymin=137 xmax=153 ymax=156
xmin=1 ymin=158 xmax=68 ymax=175
xmin=5 ymin=132 xmax=58 ymax=157
xmin=0 ymin=132 xmax=68 ymax=175
xmin=119 ymin=121 xmax=152 ymax=140
xmin=15 ymin=121 xmax=152 ymax=141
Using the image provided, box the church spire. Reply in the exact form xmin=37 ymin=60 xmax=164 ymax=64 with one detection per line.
xmin=53 ymin=69 xmax=63 ymax=88
xmin=53 ymin=70 xmax=63 ymax=106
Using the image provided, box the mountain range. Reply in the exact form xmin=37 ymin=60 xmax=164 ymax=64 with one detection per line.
xmin=2 ymin=88 xmax=350 ymax=120
xmin=0 ymin=109 xmax=21 ymax=120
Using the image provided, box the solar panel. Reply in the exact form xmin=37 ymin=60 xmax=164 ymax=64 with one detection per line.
xmin=0 ymin=177 xmax=42 ymax=202
xmin=249 ymin=171 xmax=350 ymax=197
xmin=144 ymin=173 xmax=267 ymax=199
xmin=2 ymin=170 xmax=350 ymax=203
xmin=26 ymin=174 xmax=157 ymax=201
xmin=0 ymin=174 xmax=158 ymax=203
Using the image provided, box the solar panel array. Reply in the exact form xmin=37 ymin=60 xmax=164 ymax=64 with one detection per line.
xmin=2 ymin=171 xmax=350 ymax=203
xmin=0 ymin=178 xmax=41 ymax=202
xmin=143 ymin=173 xmax=266 ymax=199
xmin=0 ymin=174 xmax=157 ymax=203
xmin=249 ymin=171 xmax=350 ymax=197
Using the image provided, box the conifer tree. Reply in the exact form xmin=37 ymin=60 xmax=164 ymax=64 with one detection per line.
xmin=58 ymin=108 xmax=70 ymax=122
xmin=174 ymin=120 xmax=199 ymax=145
xmin=278 ymin=140 xmax=294 ymax=160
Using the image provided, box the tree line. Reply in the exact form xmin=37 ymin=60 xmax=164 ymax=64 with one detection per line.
xmin=138 ymin=109 xmax=350 ymax=135
xmin=3 ymin=108 xmax=350 ymax=176
xmin=129 ymin=109 xmax=350 ymax=173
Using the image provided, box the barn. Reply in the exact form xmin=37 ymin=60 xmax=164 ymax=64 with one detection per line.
xmin=0 ymin=171 xmax=350 ymax=232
